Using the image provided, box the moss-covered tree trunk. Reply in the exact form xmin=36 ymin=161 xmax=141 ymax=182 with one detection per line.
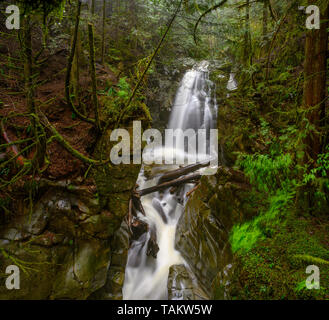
xmin=303 ymin=5 xmax=328 ymax=162
xmin=66 ymin=0 xmax=95 ymax=125
xmin=21 ymin=16 xmax=46 ymax=169
xmin=71 ymin=30 xmax=81 ymax=108
xmin=101 ymin=0 xmax=106 ymax=64
xmin=88 ymin=23 xmax=101 ymax=131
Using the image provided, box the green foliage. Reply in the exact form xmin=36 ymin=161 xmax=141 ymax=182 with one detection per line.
xmin=117 ymin=77 xmax=131 ymax=99
xmin=236 ymin=153 xmax=293 ymax=193
xmin=19 ymin=0 xmax=66 ymax=16
xmin=229 ymin=215 xmax=329 ymax=300
xmin=229 ymin=104 xmax=329 ymax=253
xmin=303 ymin=146 xmax=329 ymax=199
xmin=230 ymin=186 xmax=295 ymax=253
xmin=100 ymin=77 xmax=131 ymax=119
xmin=230 ymin=220 xmax=264 ymax=253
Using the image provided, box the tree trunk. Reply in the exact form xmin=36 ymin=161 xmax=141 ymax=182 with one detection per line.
xmin=101 ymin=0 xmax=106 ymax=64
xmin=65 ymin=0 xmax=95 ymax=125
xmin=22 ymin=18 xmax=34 ymax=114
xmin=21 ymin=16 xmax=46 ymax=169
xmin=262 ymin=0 xmax=268 ymax=38
xmin=71 ymin=30 xmax=80 ymax=107
xmin=91 ymin=0 xmax=95 ymax=14
xmin=88 ymin=23 xmax=101 ymax=131
xmin=303 ymin=5 xmax=329 ymax=162
xmin=243 ymin=0 xmax=251 ymax=64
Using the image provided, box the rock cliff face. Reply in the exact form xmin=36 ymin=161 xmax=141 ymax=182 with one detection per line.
xmin=169 ymin=167 xmax=254 ymax=300
xmin=0 ymin=126 xmax=141 ymax=300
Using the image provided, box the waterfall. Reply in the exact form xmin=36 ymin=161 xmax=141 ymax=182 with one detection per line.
xmin=122 ymin=61 xmax=218 ymax=300
xmin=227 ymin=72 xmax=238 ymax=91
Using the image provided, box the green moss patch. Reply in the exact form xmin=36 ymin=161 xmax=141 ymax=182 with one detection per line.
xmin=229 ymin=213 xmax=329 ymax=300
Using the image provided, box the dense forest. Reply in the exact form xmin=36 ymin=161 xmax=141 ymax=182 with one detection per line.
xmin=0 ymin=0 xmax=328 ymax=300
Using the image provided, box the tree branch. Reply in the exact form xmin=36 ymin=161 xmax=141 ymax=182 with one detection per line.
xmin=194 ymin=0 xmax=228 ymax=44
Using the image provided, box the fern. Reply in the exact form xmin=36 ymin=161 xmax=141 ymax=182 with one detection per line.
xmin=231 ymin=153 xmax=296 ymax=253
xmin=236 ymin=153 xmax=292 ymax=193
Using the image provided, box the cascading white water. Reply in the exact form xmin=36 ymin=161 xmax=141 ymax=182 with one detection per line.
xmin=122 ymin=61 xmax=218 ymax=300
xmin=227 ymin=72 xmax=238 ymax=91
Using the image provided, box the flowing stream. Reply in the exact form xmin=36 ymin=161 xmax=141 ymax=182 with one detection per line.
xmin=123 ymin=61 xmax=218 ymax=300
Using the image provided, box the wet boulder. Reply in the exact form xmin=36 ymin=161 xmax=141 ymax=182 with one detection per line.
xmin=174 ymin=167 xmax=253 ymax=299
xmin=168 ymin=264 xmax=209 ymax=300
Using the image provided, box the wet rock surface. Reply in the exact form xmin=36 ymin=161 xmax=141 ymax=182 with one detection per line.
xmin=168 ymin=264 xmax=209 ymax=300
xmin=51 ymin=239 xmax=110 ymax=300
xmin=174 ymin=166 xmax=253 ymax=299
xmin=89 ymin=219 xmax=130 ymax=300
xmin=0 ymin=161 xmax=140 ymax=299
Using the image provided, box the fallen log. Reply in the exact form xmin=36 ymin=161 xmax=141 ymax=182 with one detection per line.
xmin=35 ymin=178 xmax=95 ymax=193
xmin=137 ymin=173 xmax=201 ymax=197
xmin=158 ymin=161 xmax=210 ymax=184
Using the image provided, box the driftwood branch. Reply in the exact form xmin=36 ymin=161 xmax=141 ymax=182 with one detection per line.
xmin=128 ymin=194 xmax=159 ymax=258
xmin=130 ymin=184 xmax=145 ymax=214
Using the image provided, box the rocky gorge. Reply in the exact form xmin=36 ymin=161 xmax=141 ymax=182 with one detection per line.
xmin=0 ymin=60 xmax=244 ymax=300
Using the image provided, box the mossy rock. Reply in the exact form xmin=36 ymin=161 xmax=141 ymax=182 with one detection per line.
xmin=0 ymin=242 xmax=58 ymax=300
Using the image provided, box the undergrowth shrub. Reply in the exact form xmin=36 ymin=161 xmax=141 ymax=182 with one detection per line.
xmin=230 ymin=152 xmax=296 ymax=253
